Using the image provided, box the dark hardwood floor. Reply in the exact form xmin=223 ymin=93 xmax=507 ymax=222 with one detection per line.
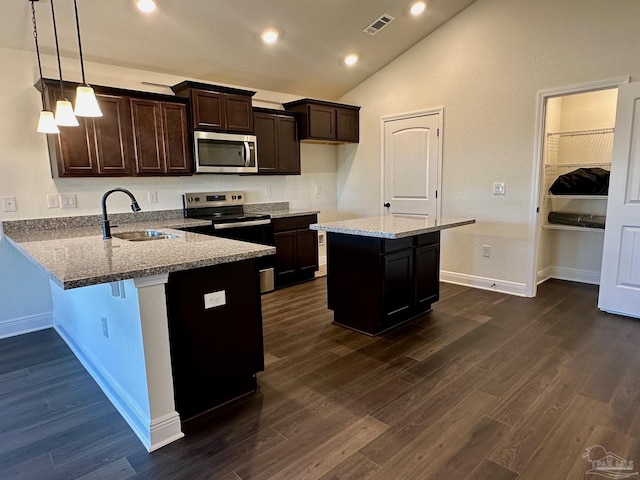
xmin=2 ymin=278 xmax=640 ymax=479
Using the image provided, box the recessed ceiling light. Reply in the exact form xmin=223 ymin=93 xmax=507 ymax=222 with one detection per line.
xmin=137 ymin=0 xmax=157 ymax=13
xmin=344 ymin=54 xmax=359 ymax=66
xmin=410 ymin=1 xmax=426 ymax=16
xmin=262 ymin=29 xmax=280 ymax=45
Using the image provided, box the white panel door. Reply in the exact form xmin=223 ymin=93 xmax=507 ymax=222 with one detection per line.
xmin=383 ymin=113 xmax=441 ymax=217
xmin=599 ymin=82 xmax=640 ymax=318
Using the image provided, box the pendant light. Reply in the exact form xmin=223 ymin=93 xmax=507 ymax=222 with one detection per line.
xmin=72 ymin=0 xmax=102 ymax=117
xmin=30 ymin=0 xmax=59 ymax=134
xmin=50 ymin=0 xmax=79 ymax=127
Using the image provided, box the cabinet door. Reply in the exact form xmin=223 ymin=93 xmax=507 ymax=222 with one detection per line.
xmin=130 ymin=98 xmax=163 ymax=174
xmin=415 ymin=244 xmax=440 ymax=308
xmin=55 ymin=119 xmax=97 ymax=176
xmin=308 ymin=104 xmax=336 ymax=140
xmin=382 ymin=250 xmax=414 ymax=323
xmin=224 ymin=94 xmax=253 ymax=133
xmin=274 ymin=231 xmax=298 ymax=277
xmin=277 ymin=116 xmax=301 ymax=174
xmin=162 ymin=102 xmax=191 ymax=174
xmin=297 ymin=229 xmax=318 ymax=273
xmin=92 ymin=94 xmax=132 ymax=175
xmin=254 ymin=112 xmax=278 ymax=173
xmin=192 ymin=89 xmax=224 ymax=130
xmin=336 ymin=108 xmax=359 ymax=142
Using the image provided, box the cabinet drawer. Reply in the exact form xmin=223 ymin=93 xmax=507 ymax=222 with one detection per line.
xmin=381 ymin=237 xmax=413 ymax=253
xmin=272 ymin=214 xmax=317 ymax=232
xmin=416 ymin=232 xmax=439 ymax=246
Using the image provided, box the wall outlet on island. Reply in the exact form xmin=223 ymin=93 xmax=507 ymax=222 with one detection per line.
xmin=204 ymin=290 xmax=226 ymax=309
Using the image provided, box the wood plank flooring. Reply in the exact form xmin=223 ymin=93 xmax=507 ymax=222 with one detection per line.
xmin=2 ymin=278 xmax=640 ymax=479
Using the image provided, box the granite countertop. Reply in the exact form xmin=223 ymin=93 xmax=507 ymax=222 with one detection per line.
xmin=243 ymin=202 xmax=320 ymax=219
xmin=3 ymin=217 xmax=275 ymax=290
xmin=310 ymin=215 xmax=475 ymax=239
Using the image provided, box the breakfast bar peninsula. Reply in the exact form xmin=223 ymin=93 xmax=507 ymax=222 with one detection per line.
xmin=311 ymin=215 xmax=475 ymax=335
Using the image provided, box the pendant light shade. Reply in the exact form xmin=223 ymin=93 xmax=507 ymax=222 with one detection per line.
xmin=30 ymin=0 xmax=58 ymax=134
xmin=74 ymin=85 xmax=102 ymax=117
xmin=72 ymin=0 xmax=102 ymax=118
xmin=37 ymin=111 xmax=60 ymax=134
xmin=55 ymin=99 xmax=80 ymax=126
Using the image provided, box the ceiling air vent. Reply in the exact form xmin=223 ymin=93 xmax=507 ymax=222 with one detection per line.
xmin=363 ymin=14 xmax=396 ymax=35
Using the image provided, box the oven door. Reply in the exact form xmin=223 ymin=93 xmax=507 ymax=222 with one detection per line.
xmin=194 ymin=131 xmax=257 ymax=174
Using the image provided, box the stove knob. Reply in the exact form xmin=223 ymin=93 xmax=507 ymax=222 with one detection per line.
xmin=188 ymin=197 xmax=193 ymax=203
xmin=195 ymin=197 xmax=200 ymax=202
xmin=232 ymin=195 xmax=237 ymax=200
xmin=238 ymin=194 xmax=243 ymax=199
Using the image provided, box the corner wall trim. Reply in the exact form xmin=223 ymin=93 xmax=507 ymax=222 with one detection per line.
xmin=54 ymin=324 xmax=183 ymax=452
xmin=440 ymin=270 xmax=527 ymax=297
xmin=0 ymin=312 xmax=53 ymax=340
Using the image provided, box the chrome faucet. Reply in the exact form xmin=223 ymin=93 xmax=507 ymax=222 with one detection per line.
xmin=101 ymin=188 xmax=141 ymax=239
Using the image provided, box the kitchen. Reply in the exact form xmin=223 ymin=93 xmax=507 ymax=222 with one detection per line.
xmin=2 ymin=0 xmax=640 ymax=479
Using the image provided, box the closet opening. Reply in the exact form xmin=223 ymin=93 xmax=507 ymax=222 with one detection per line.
xmin=535 ymin=87 xmax=618 ymax=291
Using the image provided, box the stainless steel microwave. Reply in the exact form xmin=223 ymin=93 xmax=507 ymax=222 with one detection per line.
xmin=193 ymin=131 xmax=257 ymax=174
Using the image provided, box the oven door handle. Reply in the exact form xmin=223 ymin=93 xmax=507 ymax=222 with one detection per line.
xmin=213 ymin=219 xmax=271 ymax=229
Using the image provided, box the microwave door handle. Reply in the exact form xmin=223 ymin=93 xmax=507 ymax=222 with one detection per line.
xmin=244 ymin=142 xmax=250 ymax=166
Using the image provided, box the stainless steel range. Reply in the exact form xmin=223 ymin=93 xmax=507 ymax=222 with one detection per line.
xmin=182 ymin=191 xmax=275 ymax=293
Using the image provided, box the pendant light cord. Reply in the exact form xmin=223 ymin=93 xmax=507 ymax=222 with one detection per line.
xmin=50 ymin=0 xmax=65 ymax=99
xmin=72 ymin=0 xmax=86 ymax=85
xmin=30 ymin=0 xmax=46 ymax=107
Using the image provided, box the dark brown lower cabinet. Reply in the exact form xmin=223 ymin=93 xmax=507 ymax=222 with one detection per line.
xmin=326 ymin=231 xmax=440 ymax=335
xmin=272 ymin=214 xmax=318 ymax=288
xmin=165 ymin=260 xmax=264 ymax=427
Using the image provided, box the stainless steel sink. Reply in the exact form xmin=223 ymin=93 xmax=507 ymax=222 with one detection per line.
xmin=112 ymin=230 xmax=180 ymax=241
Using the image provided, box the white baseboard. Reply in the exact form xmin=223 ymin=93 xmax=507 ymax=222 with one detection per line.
xmin=440 ymin=270 xmax=528 ymax=297
xmin=537 ymin=266 xmax=600 ymax=285
xmin=0 ymin=312 xmax=53 ymax=339
xmin=55 ymin=324 xmax=183 ymax=452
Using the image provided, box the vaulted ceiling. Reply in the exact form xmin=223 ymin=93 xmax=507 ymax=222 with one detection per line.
xmin=2 ymin=0 xmax=477 ymax=99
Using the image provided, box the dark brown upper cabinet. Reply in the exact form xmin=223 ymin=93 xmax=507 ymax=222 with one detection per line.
xmin=44 ymin=85 xmax=132 ymax=177
xmin=171 ymin=81 xmax=255 ymax=134
xmin=39 ymin=79 xmax=192 ymax=177
xmin=283 ymin=98 xmax=360 ymax=143
xmin=130 ymin=99 xmax=190 ymax=175
xmin=253 ymin=108 xmax=300 ymax=175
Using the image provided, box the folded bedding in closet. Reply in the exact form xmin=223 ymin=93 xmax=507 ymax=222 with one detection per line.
xmin=548 ymin=211 xmax=606 ymax=229
xmin=549 ymin=167 xmax=610 ymax=195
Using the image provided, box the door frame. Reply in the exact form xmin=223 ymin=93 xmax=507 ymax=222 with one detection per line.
xmin=380 ymin=107 xmax=444 ymax=219
xmin=526 ymin=77 xmax=629 ymax=298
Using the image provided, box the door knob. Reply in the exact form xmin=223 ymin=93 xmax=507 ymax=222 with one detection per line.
xmin=384 ymin=203 xmax=391 ymax=208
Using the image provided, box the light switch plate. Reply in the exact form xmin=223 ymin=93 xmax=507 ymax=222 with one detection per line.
xmin=492 ymin=182 xmax=506 ymax=195
xmin=47 ymin=194 xmax=60 ymax=209
xmin=148 ymin=191 xmax=157 ymax=204
xmin=204 ymin=290 xmax=226 ymax=309
xmin=60 ymin=194 xmax=77 ymax=208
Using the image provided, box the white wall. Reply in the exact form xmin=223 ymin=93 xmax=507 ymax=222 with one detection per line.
xmin=337 ymin=0 xmax=640 ymax=291
xmin=0 ymin=45 xmax=338 ymax=333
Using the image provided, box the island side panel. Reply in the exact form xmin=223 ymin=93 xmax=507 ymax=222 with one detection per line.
xmin=165 ymin=259 xmax=265 ymax=425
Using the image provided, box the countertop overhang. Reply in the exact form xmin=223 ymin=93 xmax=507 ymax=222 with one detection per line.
xmin=310 ymin=215 xmax=475 ymax=239
xmin=2 ymin=217 xmax=275 ymax=290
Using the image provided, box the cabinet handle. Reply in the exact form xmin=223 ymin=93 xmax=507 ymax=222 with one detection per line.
xmin=384 ymin=203 xmax=391 ymax=208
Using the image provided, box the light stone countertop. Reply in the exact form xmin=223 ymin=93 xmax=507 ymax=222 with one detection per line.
xmin=259 ymin=209 xmax=320 ymax=219
xmin=310 ymin=215 xmax=475 ymax=239
xmin=3 ymin=218 xmax=275 ymax=290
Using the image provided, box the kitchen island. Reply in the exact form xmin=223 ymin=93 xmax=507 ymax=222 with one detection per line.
xmin=311 ymin=215 xmax=475 ymax=335
xmin=1 ymin=212 xmax=275 ymax=451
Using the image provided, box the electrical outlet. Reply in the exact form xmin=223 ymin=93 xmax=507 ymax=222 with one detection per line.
xmin=47 ymin=194 xmax=60 ymax=209
xmin=318 ymin=232 xmax=326 ymax=246
xmin=315 ymin=184 xmax=322 ymax=195
xmin=492 ymin=182 xmax=506 ymax=195
xmin=204 ymin=290 xmax=226 ymax=309
xmin=60 ymin=194 xmax=77 ymax=208
xmin=264 ymin=187 xmax=272 ymax=198
xmin=2 ymin=196 xmax=16 ymax=212
xmin=482 ymin=245 xmax=491 ymax=257
xmin=101 ymin=317 xmax=109 ymax=338
xmin=148 ymin=191 xmax=157 ymax=204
